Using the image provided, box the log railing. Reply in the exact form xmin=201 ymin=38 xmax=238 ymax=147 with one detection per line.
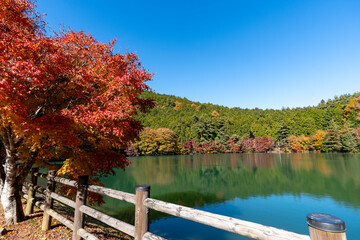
xmin=23 ymin=169 xmax=347 ymax=240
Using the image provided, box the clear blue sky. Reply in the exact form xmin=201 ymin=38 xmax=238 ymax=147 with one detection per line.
xmin=36 ymin=0 xmax=360 ymax=109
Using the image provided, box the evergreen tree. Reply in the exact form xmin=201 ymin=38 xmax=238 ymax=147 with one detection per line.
xmin=341 ymin=132 xmax=357 ymax=152
xmin=276 ymin=121 xmax=290 ymax=145
xmin=215 ymin=117 xmax=230 ymax=145
xmin=340 ymin=122 xmax=358 ymax=152
xmin=195 ymin=115 xmax=216 ymax=142
xmin=323 ymin=120 xmax=342 ymax=152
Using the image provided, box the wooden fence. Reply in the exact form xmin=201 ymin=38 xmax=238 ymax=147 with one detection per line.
xmin=22 ymin=169 xmax=347 ymax=240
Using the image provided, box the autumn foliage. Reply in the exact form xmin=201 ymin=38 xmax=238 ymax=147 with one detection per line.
xmin=0 ymin=0 xmax=153 ymax=223
xmin=343 ymin=96 xmax=360 ymax=122
xmin=312 ymin=130 xmax=326 ymax=151
xmin=134 ymin=128 xmax=178 ymax=155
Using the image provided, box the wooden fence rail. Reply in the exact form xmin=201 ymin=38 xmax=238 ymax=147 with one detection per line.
xmin=143 ymin=197 xmax=310 ymax=240
xmin=22 ymin=170 xmax=347 ymax=240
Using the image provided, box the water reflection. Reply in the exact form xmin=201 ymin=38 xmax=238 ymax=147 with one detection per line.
xmin=99 ymin=153 xmax=360 ymax=239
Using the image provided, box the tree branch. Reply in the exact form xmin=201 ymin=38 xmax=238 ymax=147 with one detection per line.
xmin=0 ymin=160 xmax=5 ymax=189
xmin=1 ymin=124 xmax=17 ymax=187
xmin=16 ymin=149 xmax=38 ymax=185
xmin=2 ymin=124 xmax=15 ymax=153
xmin=2 ymin=125 xmax=11 ymax=154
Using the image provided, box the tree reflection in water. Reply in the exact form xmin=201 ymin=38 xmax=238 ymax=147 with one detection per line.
xmin=96 ymin=153 xmax=360 ymax=239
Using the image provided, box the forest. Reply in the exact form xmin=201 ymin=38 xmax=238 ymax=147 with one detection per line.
xmin=126 ymin=91 xmax=360 ymax=155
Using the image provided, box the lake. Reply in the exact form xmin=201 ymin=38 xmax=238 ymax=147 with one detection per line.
xmin=99 ymin=153 xmax=360 ymax=240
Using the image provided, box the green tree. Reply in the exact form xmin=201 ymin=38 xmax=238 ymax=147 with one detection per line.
xmin=340 ymin=122 xmax=358 ymax=152
xmin=194 ymin=115 xmax=216 ymax=142
xmin=276 ymin=121 xmax=290 ymax=146
xmin=215 ymin=117 xmax=230 ymax=145
xmin=323 ymin=120 xmax=342 ymax=152
xmin=341 ymin=132 xmax=358 ymax=152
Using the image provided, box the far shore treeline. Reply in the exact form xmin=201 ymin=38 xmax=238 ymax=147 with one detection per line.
xmin=126 ymin=91 xmax=360 ymax=156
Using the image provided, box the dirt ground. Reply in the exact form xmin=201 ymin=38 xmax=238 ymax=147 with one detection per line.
xmin=0 ymin=200 xmax=132 ymax=240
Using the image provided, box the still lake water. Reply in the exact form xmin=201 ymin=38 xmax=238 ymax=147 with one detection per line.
xmin=99 ymin=153 xmax=360 ymax=239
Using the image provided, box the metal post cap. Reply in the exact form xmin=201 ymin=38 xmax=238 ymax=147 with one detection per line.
xmin=307 ymin=213 xmax=346 ymax=233
xmin=136 ymin=185 xmax=150 ymax=191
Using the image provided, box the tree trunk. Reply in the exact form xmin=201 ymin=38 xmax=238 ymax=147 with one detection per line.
xmin=0 ymin=157 xmax=34 ymax=224
xmin=0 ymin=152 xmax=25 ymax=224
xmin=1 ymin=181 xmax=24 ymax=224
xmin=0 ymin=174 xmax=4 ymax=195
xmin=0 ymin=125 xmax=26 ymax=224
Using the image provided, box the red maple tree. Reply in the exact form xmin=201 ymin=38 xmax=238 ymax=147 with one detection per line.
xmin=0 ymin=0 xmax=153 ymax=224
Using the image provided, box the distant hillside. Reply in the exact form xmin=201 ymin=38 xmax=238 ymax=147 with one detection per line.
xmin=137 ymin=91 xmax=360 ymax=144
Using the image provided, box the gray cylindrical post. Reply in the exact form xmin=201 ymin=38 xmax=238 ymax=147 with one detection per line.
xmin=73 ymin=175 xmax=89 ymax=240
xmin=307 ymin=213 xmax=346 ymax=240
xmin=41 ymin=170 xmax=56 ymax=231
xmin=25 ymin=168 xmax=39 ymax=216
xmin=134 ymin=185 xmax=150 ymax=240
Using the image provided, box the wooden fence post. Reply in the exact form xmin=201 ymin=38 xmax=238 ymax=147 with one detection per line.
xmin=25 ymin=168 xmax=39 ymax=216
xmin=307 ymin=213 xmax=347 ymax=240
xmin=73 ymin=175 xmax=89 ymax=240
xmin=134 ymin=185 xmax=150 ymax=240
xmin=42 ymin=170 xmax=56 ymax=231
